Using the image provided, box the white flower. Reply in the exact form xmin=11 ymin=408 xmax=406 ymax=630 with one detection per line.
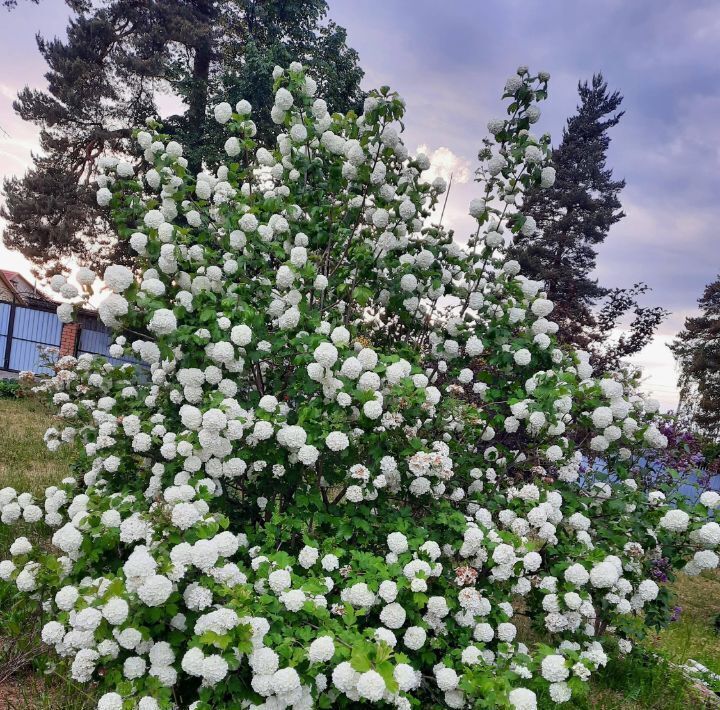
xmin=102 ymin=597 xmax=129 ymax=625
xmin=638 ymin=579 xmax=659 ymax=601
xmin=590 ymin=560 xmax=620 ymax=588
xmin=52 ymin=523 xmax=82 ymax=554
xmin=658 ymin=509 xmax=690 ymax=533
xmin=469 ymin=198 xmax=487 ymax=217
xmin=308 ymin=636 xmax=335 ymax=663
xmin=403 ymin=626 xmax=427 ymax=651
xmin=549 ymin=682 xmax=572 ymax=703
xmin=137 ymin=574 xmax=173 ymax=606
xmin=564 ymin=563 xmax=590 ymax=586
xmin=541 ymin=655 xmax=569 ymax=682
xmin=275 ymin=87 xmax=294 ymax=111
xmin=400 ymin=273 xmax=418 ymax=292
xmin=546 ymin=445 xmax=563 ymax=462
xmin=497 ymin=622 xmax=516 ymax=641
xmin=269 ymin=569 xmax=292 ymax=593
xmin=525 ymin=145 xmax=543 ymax=163
xmin=166 ymin=141 xmax=183 ymax=158
xmin=98 ymin=693 xmax=123 ymax=710
xmin=71 ymin=648 xmax=99 ymax=682
xmin=700 ymin=491 xmax=720 ymax=509
xmin=314 ymin=342 xmax=338 ymax=368
xmin=41 ymin=620 xmax=65 ymax=645
xmin=387 ymin=532 xmax=408 ymax=554
xmin=282 ymin=589 xmax=306 ymax=611
xmin=508 ymin=688 xmax=537 ymax=710
xmin=249 ymin=647 xmax=279 ymax=675
xmin=272 ymin=666 xmax=301 ymax=693
xmin=299 ymin=545 xmax=319 ymax=568
xmin=214 ymin=102 xmax=233 ymax=124
xmin=10 ymin=537 xmax=32 ymax=556
xmin=104 ymin=265 xmax=134 ymax=293
xmin=514 ymin=349 xmax=531 ymax=366
xmin=395 ymin=663 xmax=420 ymax=691
xmin=201 ymin=654 xmax=229 ymax=684
xmin=356 ymin=670 xmax=386 ymax=701
xmin=379 ymin=602 xmax=406 ymax=629
xmin=124 ymin=655 xmax=147 ymax=680
xmin=172 ymin=502 xmax=201 ymax=530
xmin=541 ymin=166 xmax=556 ymax=188
xmin=298 ymin=445 xmax=320 ymax=466
xmin=435 ymin=667 xmax=459 ymax=691
xmin=230 ymin=324 xmax=252 ymax=346
xmin=698 ymin=522 xmax=720 ymax=546
xmin=148 ymin=308 xmax=177 ymax=336
xmin=505 ymin=75 xmax=523 ymax=93
xmin=143 ymin=209 xmax=165 ymax=229
xmin=96 ymin=187 xmax=112 ymax=206
xmin=225 ymin=137 xmax=241 ymax=156
xmin=325 ymin=431 xmax=349 ymax=451
xmin=591 ymin=407 xmax=613 ymax=429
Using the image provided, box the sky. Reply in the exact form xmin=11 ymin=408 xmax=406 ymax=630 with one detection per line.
xmin=1 ymin=0 xmax=718 ymax=409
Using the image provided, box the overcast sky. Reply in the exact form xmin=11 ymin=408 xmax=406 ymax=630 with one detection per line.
xmin=1 ymin=0 xmax=718 ymax=409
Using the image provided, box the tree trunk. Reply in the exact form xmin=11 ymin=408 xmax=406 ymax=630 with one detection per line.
xmin=185 ymin=0 xmax=215 ymax=174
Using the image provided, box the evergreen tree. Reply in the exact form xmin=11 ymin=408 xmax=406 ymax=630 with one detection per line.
xmin=1 ymin=0 xmax=363 ymax=276
xmin=671 ymin=274 xmax=720 ymax=440
xmin=510 ymin=74 xmax=666 ymax=368
xmin=512 ymin=73 xmax=625 ymax=324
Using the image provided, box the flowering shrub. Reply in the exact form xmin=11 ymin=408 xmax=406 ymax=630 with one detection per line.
xmin=1 ymin=62 xmax=719 ymax=710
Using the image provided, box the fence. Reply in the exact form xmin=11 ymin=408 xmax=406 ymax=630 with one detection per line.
xmin=0 ymin=301 xmax=63 ymax=374
xmin=76 ymin=311 xmax=139 ymax=368
xmin=0 ymin=300 xmax=120 ymax=375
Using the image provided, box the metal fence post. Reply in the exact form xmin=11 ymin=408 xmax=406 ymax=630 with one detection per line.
xmin=3 ymin=301 xmax=15 ymax=371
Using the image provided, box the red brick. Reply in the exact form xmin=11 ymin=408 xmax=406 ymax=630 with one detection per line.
xmin=59 ymin=322 xmax=80 ymax=357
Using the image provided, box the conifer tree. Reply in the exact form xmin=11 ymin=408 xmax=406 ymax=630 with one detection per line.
xmin=671 ymin=274 xmax=720 ymax=440
xmin=510 ymin=74 xmax=666 ymax=368
xmin=1 ymin=0 xmax=363 ymax=276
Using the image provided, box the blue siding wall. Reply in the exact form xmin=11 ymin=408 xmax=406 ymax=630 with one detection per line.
xmin=7 ymin=306 xmax=62 ymax=374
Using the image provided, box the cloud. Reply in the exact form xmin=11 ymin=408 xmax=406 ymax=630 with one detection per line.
xmin=416 ymin=144 xmax=472 ymax=184
xmin=0 ymin=83 xmax=16 ymax=102
xmin=626 ymin=332 xmax=680 ymax=412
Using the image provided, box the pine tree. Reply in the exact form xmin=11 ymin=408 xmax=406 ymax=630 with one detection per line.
xmin=1 ymin=0 xmax=363 ymax=276
xmin=671 ymin=274 xmax=720 ymax=440
xmin=512 ymin=74 xmax=624 ymax=322
xmin=510 ymin=74 xmax=666 ymax=368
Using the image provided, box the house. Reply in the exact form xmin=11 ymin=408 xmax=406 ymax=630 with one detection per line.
xmin=1 ymin=270 xmax=57 ymax=309
xmin=0 ymin=271 xmax=24 ymax=304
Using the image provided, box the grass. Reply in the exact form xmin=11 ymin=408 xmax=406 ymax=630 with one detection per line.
xmin=0 ymin=398 xmax=718 ymax=708
xmin=0 ymin=398 xmax=92 ymax=709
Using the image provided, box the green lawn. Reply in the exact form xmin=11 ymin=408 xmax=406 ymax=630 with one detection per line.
xmin=0 ymin=398 xmax=93 ymax=709
xmin=0 ymin=397 xmax=718 ymax=709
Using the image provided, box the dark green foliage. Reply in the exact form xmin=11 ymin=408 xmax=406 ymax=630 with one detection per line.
xmin=511 ymin=74 xmax=666 ymax=369
xmin=671 ymin=274 xmax=720 ymax=440
xmin=1 ymin=0 xmax=363 ymax=276
xmin=0 ymin=379 xmax=20 ymax=398
xmin=512 ymin=74 xmax=625 ymax=321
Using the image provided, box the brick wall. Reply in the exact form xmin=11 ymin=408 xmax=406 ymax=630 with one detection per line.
xmin=59 ymin=322 xmax=80 ymax=357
